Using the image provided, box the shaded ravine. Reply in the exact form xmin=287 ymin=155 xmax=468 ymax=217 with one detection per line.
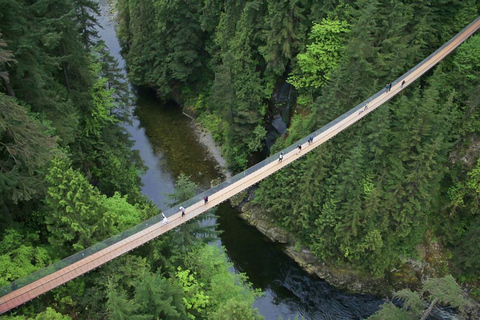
xmin=96 ymin=1 xmax=384 ymax=319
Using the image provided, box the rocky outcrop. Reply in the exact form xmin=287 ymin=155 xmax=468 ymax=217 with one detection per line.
xmin=239 ymin=202 xmax=292 ymax=244
xmin=450 ymin=133 xmax=480 ymax=168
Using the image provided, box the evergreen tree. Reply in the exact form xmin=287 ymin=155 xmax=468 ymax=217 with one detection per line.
xmin=260 ymin=0 xmax=306 ymax=76
xmin=0 ymin=94 xmax=56 ymax=211
xmin=0 ymin=32 xmax=16 ymax=96
xmin=133 ymin=271 xmax=187 ymax=320
xmin=369 ymin=275 xmax=472 ymax=319
xmin=72 ymin=0 xmax=101 ymax=48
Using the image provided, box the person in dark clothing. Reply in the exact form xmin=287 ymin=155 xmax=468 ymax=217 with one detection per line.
xmin=203 ymin=195 xmax=209 ymax=204
xmin=297 ymin=144 xmax=302 ymax=154
xmin=386 ymin=83 xmax=392 ymax=92
xmin=401 ymin=80 xmax=406 ymax=88
xmin=308 ymin=136 xmax=314 ymax=145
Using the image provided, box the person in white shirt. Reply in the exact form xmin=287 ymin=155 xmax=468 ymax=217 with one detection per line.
xmin=162 ymin=212 xmax=169 ymax=225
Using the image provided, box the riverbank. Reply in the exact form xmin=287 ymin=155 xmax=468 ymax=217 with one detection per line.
xmin=233 ymin=188 xmax=480 ymax=315
xmin=187 ymin=117 xmax=232 ymax=180
xmin=232 ymin=191 xmax=392 ymax=296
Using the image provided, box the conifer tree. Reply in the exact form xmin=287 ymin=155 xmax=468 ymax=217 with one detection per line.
xmin=72 ymin=0 xmax=101 ymax=48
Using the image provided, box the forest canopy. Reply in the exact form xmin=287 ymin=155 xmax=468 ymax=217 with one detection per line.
xmin=117 ymin=0 xmax=480 ymax=309
xmin=0 ymin=0 xmax=261 ymax=318
xmin=1 ymin=0 xmax=480 ymax=318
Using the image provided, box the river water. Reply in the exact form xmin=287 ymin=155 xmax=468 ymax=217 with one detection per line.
xmin=96 ymin=1 xmax=384 ymax=318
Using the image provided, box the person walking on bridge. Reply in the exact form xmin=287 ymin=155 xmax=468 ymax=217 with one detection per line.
xmin=162 ymin=212 xmax=169 ymax=225
xmin=204 ymin=195 xmax=209 ymax=204
xmin=385 ymin=83 xmax=392 ymax=92
xmin=297 ymin=144 xmax=302 ymax=154
xmin=278 ymin=152 xmax=284 ymax=163
xmin=308 ymin=136 xmax=314 ymax=145
xmin=179 ymin=206 xmax=185 ymax=217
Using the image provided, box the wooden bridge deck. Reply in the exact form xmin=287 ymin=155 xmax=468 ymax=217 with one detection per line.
xmin=1 ymin=16 xmax=479 ymax=315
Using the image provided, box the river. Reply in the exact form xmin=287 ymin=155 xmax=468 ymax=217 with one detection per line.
xmin=96 ymin=1 xmax=384 ymax=318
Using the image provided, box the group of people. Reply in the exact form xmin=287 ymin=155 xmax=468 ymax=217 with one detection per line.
xmin=386 ymin=80 xmax=407 ymax=92
xmin=278 ymin=136 xmax=314 ymax=163
xmin=161 ymin=195 xmax=210 ymax=226
xmin=360 ymin=79 xmax=407 ymax=116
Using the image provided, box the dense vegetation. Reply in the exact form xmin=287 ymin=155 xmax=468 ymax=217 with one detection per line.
xmin=117 ymin=0 xmax=480 ymax=314
xmin=0 ymin=0 xmax=260 ymax=318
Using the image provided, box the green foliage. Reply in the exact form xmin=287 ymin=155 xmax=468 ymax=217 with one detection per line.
xmin=168 ymin=173 xmax=199 ymax=204
xmin=422 ymin=275 xmax=472 ymax=312
xmin=0 ymin=230 xmax=52 ymax=287
xmin=368 ymin=302 xmax=413 ymax=320
xmin=84 ymin=59 xmax=116 ymax=137
xmin=0 ymin=94 xmax=56 ymax=205
xmin=107 ymin=286 xmax=144 ymax=320
xmin=175 ymin=267 xmax=210 ymax=319
xmin=118 ymin=0 xmax=209 ymax=96
xmin=449 ymin=158 xmax=480 ymax=215
xmin=44 ymin=157 xmax=144 ymax=254
xmin=393 ymin=289 xmax=425 ymax=317
xmin=4 ymin=0 xmax=480 ymax=317
xmin=183 ymin=245 xmax=263 ymax=319
xmin=259 ymin=0 xmax=306 ymax=76
xmin=1 ymin=307 xmax=72 ymax=320
xmin=369 ymin=275 xmax=473 ymax=319
xmin=255 ymin=3 xmax=479 ymax=277
xmin=288 ymin=18 xmax=349 ymax=92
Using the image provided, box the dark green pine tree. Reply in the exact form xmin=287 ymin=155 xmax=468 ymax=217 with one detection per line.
xmin=376 ymin=1 xmax=420 ymax=77
xmin=72 ymin=0 xmax=101 ymax=48
xmin=106 ymin=282 xmax=149 ymax=320
xmin=120 ymin=0 xmax=160 ymax=87
xmin=260 ymin=0 xmax=306 ymax=76
xmin=132 ymin=272 xmax=187 ymax=320
xmin=0 ymin=32 xmax=16 ymax=96
xmin=0 ymin=94 xmax=56 ymax=223
xmin=93 ymin=40 xmax=130 ymax=118
xmin=320 ymin=0 xmax=380 ymax=110
xmin=213 ymin=1 xmax=268 ymax=169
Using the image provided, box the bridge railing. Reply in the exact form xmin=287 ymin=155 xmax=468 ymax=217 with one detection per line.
xmin=2 ymin=15 xmax=479 ymax=300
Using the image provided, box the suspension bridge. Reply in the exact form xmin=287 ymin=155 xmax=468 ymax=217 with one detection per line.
xmin=1 ymin=16 xmax=479 ymax=314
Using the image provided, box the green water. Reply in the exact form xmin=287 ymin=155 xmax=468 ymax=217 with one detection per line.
xmin=134 ymin=88 xmax=220 ymax=189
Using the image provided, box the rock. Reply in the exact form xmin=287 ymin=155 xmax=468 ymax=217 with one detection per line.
xmin=450 ymin=134 xmax=480 ymax=168
xmin=284 ymin=244 xmax=389 ymax=295
xmin=239 ymin=202 xmax=291 ymax=244
xmin=230 ymin=190 xmax=248 ymax=208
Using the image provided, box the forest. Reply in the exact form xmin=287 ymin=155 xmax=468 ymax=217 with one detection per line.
xmin=0 ymin=0 xmax=261 ymax=319
xmin=115 ymin=0 xmax=480 ymax=318
xmin=1 ymin=0 xmax=480 ymax=319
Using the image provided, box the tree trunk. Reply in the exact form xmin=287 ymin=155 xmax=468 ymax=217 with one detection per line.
xmin=2 ymin=77 xmax=15 ymax=96
xmin=420 ymin=297 xmax=438 ymax=320
xmin=62 ymin=61 xmax=71 ymax=92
